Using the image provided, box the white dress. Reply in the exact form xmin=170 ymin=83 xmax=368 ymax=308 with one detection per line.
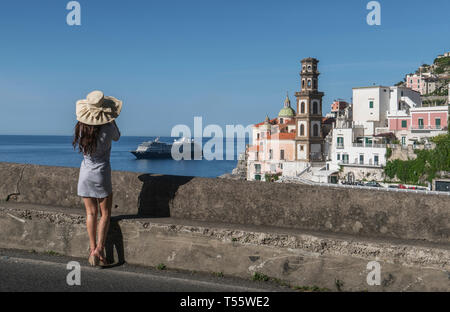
xmin=77 ymin=122 xmax=121 ymax=198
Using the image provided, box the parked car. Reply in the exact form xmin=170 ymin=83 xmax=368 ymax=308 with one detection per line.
xmin=398 ymin=184 xmax=407 ymax=189
xmin=365 ymin=181 xmax=381 ymax=188
xmin=388 ymin=185 xmax=399 ymax=189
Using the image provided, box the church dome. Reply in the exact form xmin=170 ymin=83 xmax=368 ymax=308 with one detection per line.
xmin=278 ymin=93 xmax=295 ymax=117
xmin=278 ymin=106 xmax=295 ymax=117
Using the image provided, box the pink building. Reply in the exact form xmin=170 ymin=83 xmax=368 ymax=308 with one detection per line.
xmin=405 ymin=73 xmax=440 ymax=95
xmin=247 ymin=95 xmax=297 ymax=181
xmin=410 ymin=108 xmax=447 ymax=130
xmin=388 ymin=106 xmax=448 ymax=144
xmin=406 ymin=74 xmax=422 ymax=93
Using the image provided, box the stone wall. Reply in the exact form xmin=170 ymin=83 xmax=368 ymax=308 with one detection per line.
xmin=1 ymin=203 xmax=448 ymax=292
xmin=339 ymin=166 xmax=385 ymax=182
xmin=0 ymin=162 xmax=449 ymax=244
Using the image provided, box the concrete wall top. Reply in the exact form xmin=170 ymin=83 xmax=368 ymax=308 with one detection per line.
xmin=0 ymin=162 xmax=448 ymax=244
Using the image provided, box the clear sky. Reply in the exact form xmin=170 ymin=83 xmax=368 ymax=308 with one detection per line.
xmin=0 ymin=0 xmax=449 ymax=136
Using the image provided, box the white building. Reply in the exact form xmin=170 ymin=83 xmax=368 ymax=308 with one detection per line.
xmin=328 ymin=125 xmax=387 ymax=181
xmin=352 ymin=86 xmax=391 ymax=135
xmin=326 ymin=86 xmax=422 ymax=182
xmin=352 ymin=86 xmax=421 ymax=135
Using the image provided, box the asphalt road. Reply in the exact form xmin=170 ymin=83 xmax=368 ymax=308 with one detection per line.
xmin=0 ymin=248 xmax=292 ymax=292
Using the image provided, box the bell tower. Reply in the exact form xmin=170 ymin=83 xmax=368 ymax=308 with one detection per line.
xmin=295 ymin=57 xmax=324 ymax=162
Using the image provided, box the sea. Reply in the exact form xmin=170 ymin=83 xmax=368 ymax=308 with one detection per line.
xmin=0 ymin=135 xmax=249 ymax=178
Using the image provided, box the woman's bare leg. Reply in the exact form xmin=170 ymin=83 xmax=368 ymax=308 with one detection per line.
xmin=83 ymin=197 xmax=99 ymax=252
xmin=96 ymin=193 xmax=113 ymax=258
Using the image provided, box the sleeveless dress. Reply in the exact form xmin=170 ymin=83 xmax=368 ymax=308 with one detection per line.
xmin=77 ymin=122 xmax=121 ymax=198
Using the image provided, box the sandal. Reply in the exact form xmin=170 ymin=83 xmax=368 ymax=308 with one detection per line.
xmin=96 ymin=248 xmax=109 ymax=267
xmin=88 ymin=248 xmax=99 ymax=267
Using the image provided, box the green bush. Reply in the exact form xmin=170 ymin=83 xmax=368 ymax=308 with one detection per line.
xmin=384 ymin=134 xmax=450 ymax=184
xmin=434 ymin=67 xmax=445 ymax=74
xmin=434 ymin=56 xmax=450 ymax=67
xmin=385 ymin=147 xmax=392 ymax=159
xmin=252 ymin=272 xmax=270 ymax=282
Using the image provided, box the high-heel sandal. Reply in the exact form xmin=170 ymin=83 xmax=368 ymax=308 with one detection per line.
xmin=88 ymin=249 xmax=99 ymax=267
xmin=97 ymin=248 xmax=109 ymax=267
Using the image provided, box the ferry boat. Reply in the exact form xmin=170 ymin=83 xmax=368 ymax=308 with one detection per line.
xmin=130 ymin=137 xmax=202 ymax=160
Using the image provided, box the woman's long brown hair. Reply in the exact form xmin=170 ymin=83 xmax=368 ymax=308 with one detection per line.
xmin=73 ymin=122 xmax=102 ymax=155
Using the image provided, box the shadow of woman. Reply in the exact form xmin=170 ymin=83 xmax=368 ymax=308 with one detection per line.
xmin=103 ymin=174 xmax=194 ymax=268
xmin=104 ymin=216 xmax=125 ymax=268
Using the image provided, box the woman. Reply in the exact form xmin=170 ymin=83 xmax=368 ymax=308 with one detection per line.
xmin=73 ymin=90 xmax=122 ymax=267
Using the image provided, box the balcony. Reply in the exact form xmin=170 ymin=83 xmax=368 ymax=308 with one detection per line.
xmin=375 ymin=127 xmax=389 ymax=135
xmin=336 ymin=144 xmax=345 ymax=149
xmin=352 ymin=143 xmax=386 ymax=148
xmin=338 ymin=160 xmax=382 ymax=168
xmin=410 ymin=125 xmax=443 ymax=131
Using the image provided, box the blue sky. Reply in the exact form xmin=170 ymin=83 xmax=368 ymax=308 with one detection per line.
xmin=0 ymin=0 xmax=449 ymax=136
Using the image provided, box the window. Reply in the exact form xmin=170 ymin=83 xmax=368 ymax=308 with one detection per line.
xmin=401 ymin=120 xmax=407 ymax=128
xmin=401 ymin=91 xmax=404 ymax=96
xmin=257 ymin=133 xmax=260 ymax=140
xmin=302 ymin=80 xmax=305 ymax=89
xmin=269 ymin=149 xmax=273 ymax=160
xmin=301 ymin=102 xmax=305 ymax=114
xmin=312 ymin=102 xmax=318 ymax=115
xmin=300 ymin=124 xmax=305 ymax=136
xmin=337 ymin=154 xmax=341 ymax=161
xmin=337 ymin=137 xmax=344 ymax=148
xmin=369 ymin=101 xmax=374 ymax=109
xmin=418 ymin=118 xmax=424 ymax=129
xmin=280 ymin=118 xmax=284 ymax=124
xmin=300 ymin=145 xmax=304 ymax=151
xmin=436 ymin=118 xmax=441 ymax=129
xmin=359 ymin=154 xmax=364 ymax=165
xmin=313 ymin=124 xmax=319 ymax=137
xmin=307 ymin=80 xmax=311 ymax=88
xmin=313 ymin=79 xmax=317 ymax=89
xmin=255 ymin=164 xmax=261 ymax=174
xmin=280 ymin=150 xmax=285 ymax=160
xmin=342 ymin=154 xmax=349 ymax=164
xmin=401 ymin=137 xmax=406 ymax=145
xmin=374 ymin=155 xmax=379 ymax=166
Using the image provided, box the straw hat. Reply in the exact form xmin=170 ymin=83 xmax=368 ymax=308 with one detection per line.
xmin=76 ymin=90 xmax=123 ymax=126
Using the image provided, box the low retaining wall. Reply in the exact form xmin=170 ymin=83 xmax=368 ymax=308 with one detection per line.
xmin=1 ymin=203 xmax=448 ymax=292
xmin=0 ymin=162 xmax=449 ymax=244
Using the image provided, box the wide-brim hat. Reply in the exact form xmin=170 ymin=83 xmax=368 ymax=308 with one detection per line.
xmin=76 ymin=90 xmax=123 ymax=126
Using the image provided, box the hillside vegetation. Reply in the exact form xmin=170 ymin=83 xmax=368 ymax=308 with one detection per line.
xmin=433 ymin=56 xmax=450 ymax=74
xmin=384 ymin=134 xmax=450 ymax=185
